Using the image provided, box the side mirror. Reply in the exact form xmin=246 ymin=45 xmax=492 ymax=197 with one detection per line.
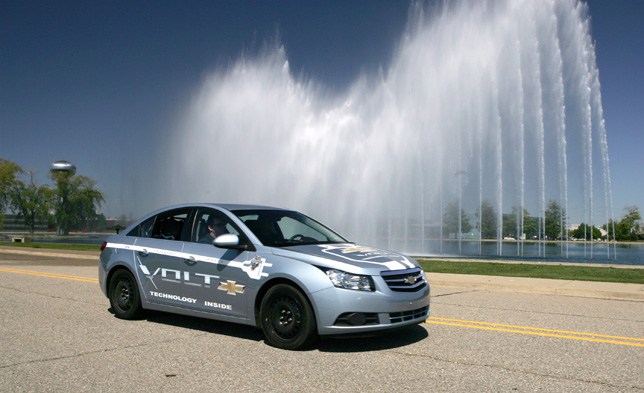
xmin=213 ymin=234 xmax=247 ymax=250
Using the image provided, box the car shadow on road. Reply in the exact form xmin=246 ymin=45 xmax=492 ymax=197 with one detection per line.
xmin=317 ymin=325 xmax=429 ymax=353
xmin=110 ymin=308 xmax=265 ymax=342
xmin=111 ymin=308 xmax=428 ymax=352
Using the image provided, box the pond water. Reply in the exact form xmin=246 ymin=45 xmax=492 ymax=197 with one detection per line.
xmin=4 ymin=234 xmax=643 ymax=266
xmin=418 ymin=240 xmax=644 ymax=266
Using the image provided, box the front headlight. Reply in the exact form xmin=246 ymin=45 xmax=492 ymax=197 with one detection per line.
xmin=326 ymin=269 xmax=373 ymax=291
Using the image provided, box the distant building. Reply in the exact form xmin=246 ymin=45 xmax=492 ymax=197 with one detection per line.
xmin=0 ymin=214 xmax=49 ymax=233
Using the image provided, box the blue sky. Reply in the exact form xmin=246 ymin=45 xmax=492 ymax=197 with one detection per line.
xmin=1 ymin=0 xmax=642 ymax=221
xmin=584 ymin=0 xmax=644 ymax=218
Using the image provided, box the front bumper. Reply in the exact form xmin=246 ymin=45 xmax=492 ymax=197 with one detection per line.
xmin=311 ymin=281 xmax=430 ymax=335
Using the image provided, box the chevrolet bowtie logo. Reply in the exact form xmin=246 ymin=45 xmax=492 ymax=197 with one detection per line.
xmin=404 ymin=276 xmax=418 ymax=285
xmin=218 ymin=280 xmax=245 ymax=295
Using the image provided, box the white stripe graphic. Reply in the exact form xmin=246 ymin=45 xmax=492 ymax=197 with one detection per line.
xmin=106 ymin=242 xmax=271 ymax=280
xmin=107 ymin=243 xmax=220 ymax=264
xmin=318 ymin=244 xmax=416 ymax=270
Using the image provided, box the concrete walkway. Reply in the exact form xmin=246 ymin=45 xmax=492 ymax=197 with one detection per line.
xmin=427 ymin=272 xmax=644 ymax=301
xmin=1 ymin=246 xmax=643 ymax=301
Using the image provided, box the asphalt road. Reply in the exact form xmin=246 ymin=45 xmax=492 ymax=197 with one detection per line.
xmin=0 ymin=253 xmax=643 ymax=392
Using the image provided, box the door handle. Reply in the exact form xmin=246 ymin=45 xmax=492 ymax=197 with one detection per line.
xmin=137 ymin=249 xmax=149 ymax=257
xmin=184 ymin=256 xmax=197 ymax=265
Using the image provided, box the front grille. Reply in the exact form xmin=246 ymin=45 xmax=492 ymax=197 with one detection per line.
xmin=380 ymin=268 xmax=427 ymax=292
xmin=389 ymin=306 xmax=429 ymax=324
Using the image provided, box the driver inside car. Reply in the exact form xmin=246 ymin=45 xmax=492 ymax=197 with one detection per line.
xmin=199 ymin=215 xmax=229 ymax=244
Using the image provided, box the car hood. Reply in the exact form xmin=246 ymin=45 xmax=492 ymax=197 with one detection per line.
xmin=270 ymin=243 xmax=419 ymax=274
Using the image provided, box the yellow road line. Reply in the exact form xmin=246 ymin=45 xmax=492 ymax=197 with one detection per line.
xmin=0 ymin=267 xmax=98 ymax=283
xmin=430 ymin=317 xmax=644 ymax=342
xmin=426 ymin=317 xmax=644 ymax=347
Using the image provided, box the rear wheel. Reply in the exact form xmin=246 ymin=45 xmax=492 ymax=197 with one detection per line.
xmin=108 ymin=269 xmax=143 ymax=319
xmin=260 ymin=284 xmax=318 ymax=350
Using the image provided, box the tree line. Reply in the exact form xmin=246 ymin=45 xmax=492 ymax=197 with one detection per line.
xmin=443 ymin=199 xmax=643 ymax=241
xmin=4 ymin=156 xmax=641 ymax=242
xmin=0 ymin=158 xmax=105 ymax=235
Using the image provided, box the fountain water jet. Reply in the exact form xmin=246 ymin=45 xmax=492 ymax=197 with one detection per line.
xmin=162 ymin=0 xmax=615 ymax=259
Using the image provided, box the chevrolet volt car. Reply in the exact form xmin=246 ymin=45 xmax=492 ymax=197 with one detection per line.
xmin=99 ymin=204 xmax=430 ymax=349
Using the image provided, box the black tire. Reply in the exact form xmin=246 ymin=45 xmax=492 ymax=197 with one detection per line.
xmin=108 ymin=269 xmax=144 ymax=319
xmin=260 ymin=284 xmax=318 ymax=350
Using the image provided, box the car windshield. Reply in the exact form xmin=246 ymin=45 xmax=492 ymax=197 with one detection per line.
xmin=232 ymin=209 xmax=348 ymax=247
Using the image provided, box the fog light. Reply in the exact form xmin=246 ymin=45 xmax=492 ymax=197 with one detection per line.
xmin=333 ymin=312 xmax=379 ymax=326
xmin=346 ymin=312 xmax=367 ymax=326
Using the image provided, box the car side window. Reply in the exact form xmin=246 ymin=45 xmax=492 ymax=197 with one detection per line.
xmin=145 ymin=209 xmax=191 ymax=241
xmin=192 ymin=209 xmax=240 ymax=243
xmin=126 ymin=216 xmax=154 ymax=237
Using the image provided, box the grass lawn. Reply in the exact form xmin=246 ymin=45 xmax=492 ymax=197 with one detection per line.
xmin=417 ymin=258 xmax=644 ymax=284
xmin=0 ymin=242 xmax=100 ymax=252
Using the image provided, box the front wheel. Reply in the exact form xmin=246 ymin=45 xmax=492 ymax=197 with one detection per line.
xmin=108 ymin=269 xmax=144 ymax=319
xmin=260 ymin=284 xmax=318 ymax=350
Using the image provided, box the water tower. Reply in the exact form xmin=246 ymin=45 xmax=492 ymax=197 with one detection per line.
xmin=50 ymin=160 xmax=76 ymax=177
xmin=50 ymin=160 xmax=76 ymax=235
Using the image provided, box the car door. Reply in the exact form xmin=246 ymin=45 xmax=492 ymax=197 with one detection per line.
xmin=133 ymin=208 xmax=197 ymax=309
xmin=180 ymin=208 xmax=256 ymax=319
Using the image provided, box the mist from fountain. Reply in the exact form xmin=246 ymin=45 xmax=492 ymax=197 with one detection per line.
xmin=161 ymin=0 xmax=615 ymax=259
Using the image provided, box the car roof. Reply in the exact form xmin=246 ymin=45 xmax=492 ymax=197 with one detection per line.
xmin=162 ymin=203 xmax=289 ymax=212
xmin=118 ymin=203 xmax=294 ymax=236
xmin=212 ymin=203 xmax=287 ymax=212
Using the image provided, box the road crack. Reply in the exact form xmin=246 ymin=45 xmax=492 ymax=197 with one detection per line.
xmin=0 ymin=284 xmax=105 ymax=306
xmin=0 ymin=333 xmax=211 ymax=370
xmin=431 ymin=289 xmax=479 ymax=298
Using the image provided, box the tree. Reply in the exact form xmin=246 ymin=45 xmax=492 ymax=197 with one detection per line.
xmin=503 ymin=206 xmax=538 ymax=239
xmin=614 ymin=206 xmax=642 ymax=241
xmin=71 ymin=176 xmax=105 ymax=231
xmin=0 ymin=158 xmax=22 ymax=229
xmin=476 ymin=200 xmax=497 ymax=239
xmin=51 ymin=172 xmax=105 ymax=234
xmin=443 ymin=201 xmax=471 ymax=236
xmin=8 ymin=170 xmax=52 ymax=235
xmin=523 ymin=214 xmax=538 ymax=239
xmin=571 ymin=223 xmax=602 ymax=240
xmin=503 ymin=210 xmax=517 ymax=238
xmin=97 ymin=213 xmax=107 ymax=231
xmin=116 ymin=214 xmax=128 ymax=226
xmin=545 ymin=200 xmax=567 ymax=240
